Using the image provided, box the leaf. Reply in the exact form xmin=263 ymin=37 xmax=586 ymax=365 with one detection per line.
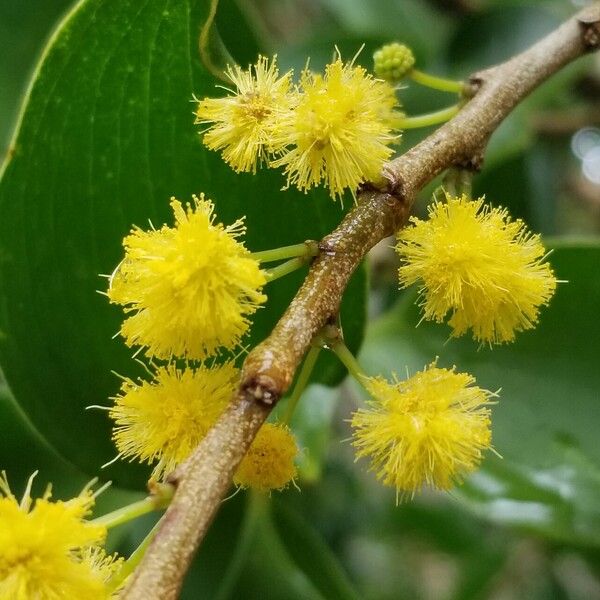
xmin=233 ymin=494 xmax=327 ymax=600
xmin=358 ymin=243 xmax=600 ymax=546
xmin=284 ymin=383 xmax=340 ymax=483
xmin=446 ymin=7 xmax=561 ymax=74
xmin=271 ymin=497 xmax=362 ymax=600
xmin=0 ymin=0 xmax=366 ymax=487
xmin=0 ymin=0 xmax=73 ymax=145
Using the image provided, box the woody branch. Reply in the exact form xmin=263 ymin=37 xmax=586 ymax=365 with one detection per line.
xmin=123 ymin=5 xmax=600 ymax=598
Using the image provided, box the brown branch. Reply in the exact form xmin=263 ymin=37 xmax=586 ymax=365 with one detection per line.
xmin=123 ymin=5 xmax=600 ymax=598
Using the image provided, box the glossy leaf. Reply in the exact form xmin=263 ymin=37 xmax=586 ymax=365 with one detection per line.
xmin=0 ymin=0 xmax=366 ymax=487
xmin=271 ymin=497 xmax=361 ymax=600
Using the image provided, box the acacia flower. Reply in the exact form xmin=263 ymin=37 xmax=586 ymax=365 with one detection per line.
xmin=233 ymin=423 xmax=298 ymax=492
xmin=108 ymin=195 xmax=267 ymax=360
xmin=0 ymin=473 xmax=120 ymax=599
xmin=396 ymin=194 xmax=557 ymax=344
xmin=351 ymin=363 xmax=495 ymax=501
xmin=271 ymin=55 xmax=401 ymax=199
xmin=195 ymin=56 xmax=294 ymax=173
xmin=110 ymin=362 xmax=238 ymax=479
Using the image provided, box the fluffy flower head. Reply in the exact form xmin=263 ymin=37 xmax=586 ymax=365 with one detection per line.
xmin=108 ymin=195 xmax=267 ymax=360
xmin=396 ymin=194 xmax=557 ymax=344
xmin=351 ymin=363 xmax=494 ymax=501
xmin=234 ymin=423 xmax=298 ymax=492
xmin=110 ymin=362 xmax=238 ymax=479
xmin=195 ymin=56 xmax=293 ymax=173
xmin=272 ymin=55 xmax=401 ymax=199
xmin=0 ymin=474 xmax=118 ymax=599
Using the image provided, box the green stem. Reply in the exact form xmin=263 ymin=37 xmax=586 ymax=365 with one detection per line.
xmin=395 ymin=104 xmax=460 ymax=130
xmin=264 ymin=256 xmax=309 ymax=283
xmin=252 ymin=241 xmax=318 ymax=264
xmin=213 ymin=491 xmax=266 ymax=600
xmin=282 ymin=344 xmax=322 ymax=424
xmin=409 ymin=68 xmax=464 ymax=94
xmin=329 ymin=341 xmax=368 ymax=391
xmin=92 ymin=484 xmax=174 ymax=529
xmin=443 ymin=167 xmax=473 ymax=198
xmin=108 ymin=520 xmax=162 ymax=593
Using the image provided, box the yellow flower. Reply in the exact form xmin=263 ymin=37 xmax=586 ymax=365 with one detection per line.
xmin=233 ymin=423 xmax=298 ymax=492
xmin=108 ymin=195 xmax=267 ymax=360
xmin=110 ymin=362 xmax=238 ymax=479
xmin=0 ymin=473 xmax=119 ymax=599
xmin=351 ymin=363 xmax=495 ymax=501
xmin=195 ymin=56 xmax=293 ymax=173
xmin=396 ymin=194 xmax=558 ymax=344
xmin=271 ymin=55 xmax=401 ymax=199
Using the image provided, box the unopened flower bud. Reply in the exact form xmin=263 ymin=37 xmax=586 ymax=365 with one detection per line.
xmin=373 ymin=43 xmax=415 ymax=82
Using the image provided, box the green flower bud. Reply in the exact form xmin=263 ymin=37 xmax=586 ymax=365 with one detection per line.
xmin=373 ymin=43 xmax=415 ymax=82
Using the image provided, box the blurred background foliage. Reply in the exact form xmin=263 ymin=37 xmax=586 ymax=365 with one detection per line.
xmin=1 ymin=0 xmax=599 ymax=598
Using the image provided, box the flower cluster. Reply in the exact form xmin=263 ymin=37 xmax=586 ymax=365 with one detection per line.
xmin=0 ymin=474 xmax=121 ymax=599
xmin=396 ymin=194 xmax=557 ymax=344
xmin=196 ymin=56 xmax=294 ymax=174
xmin=102 ymin=44 xmax=558 ymax=521
xmin=196 ymin=54 xmax=402 ymax=200
xmin=110 ymin=362 xmax=238 ymax=480
xmin=108 ymin=194 xmax=266 ymax=361
xmin=351 ymin=363 xmax=495 ymax=501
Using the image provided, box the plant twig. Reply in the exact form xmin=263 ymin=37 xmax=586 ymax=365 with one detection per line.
xmin=123 ymin=5 xmax=600 ymax=598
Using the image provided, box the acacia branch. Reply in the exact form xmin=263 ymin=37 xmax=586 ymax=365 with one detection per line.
xmin=123 ymin=6 xmax=600 ymax=598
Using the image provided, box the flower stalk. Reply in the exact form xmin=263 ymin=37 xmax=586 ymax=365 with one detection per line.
xmin=395 ymin=104 xmax=461 ymax=129
xmin=252 ymin=240 xmax=319 ymax=263
xmin=92 ymin=483 xmax=174 ymax=529
xmin=408 ymin=69 xmax=464 ymax=94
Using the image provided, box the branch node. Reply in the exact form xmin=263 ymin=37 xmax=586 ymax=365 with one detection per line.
xmin=464 ymin=73 xmax=484 ymax=98
xmin=578 ymin=5 xmax=600 ymax=50
xmin=318 ymin=240 xmax=337 ymax=256
xmin=241 ymin=378 xmax=280 ymax=407
xmin=457 ymin=152 xmax=485 ymax=172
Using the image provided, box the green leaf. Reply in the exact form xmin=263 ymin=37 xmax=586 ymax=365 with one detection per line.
xmin=358 ymin=243 xmax=600 ymax=546
xmin=0 ymin=0 xmax=73 ymax=145
xmin=233 ymin=494 xmax=327 ymax=600
xmin=271 ymin=498 xmax=362 ymax=600
xmin=285 ymin=383 xmax=339 ymax=483
xmin=0 ymin=0 xmax=366 ymax=487
xmin=446 ymin=7 xmax=561 ymax=74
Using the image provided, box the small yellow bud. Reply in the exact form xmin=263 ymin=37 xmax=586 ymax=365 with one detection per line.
xmin=234 ymin=423 xmax=298 ymax=492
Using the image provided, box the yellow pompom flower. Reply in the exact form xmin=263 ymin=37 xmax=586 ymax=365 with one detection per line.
xmin=110 ymin=362 xmax=238 ymax=479
xmin=108 ymin=195 xmax=267 ymax=360
xmin=233 ymin=423 xmax=298 ymax=492
xmin=351 ymin=363 xmax=495 ymax=501
xmin=396 ymin=194 xmax=557 ymax=344
xmin=195 ymin=56 xmax=293 ymax=173
xmin=0 ymin=474 xmax=120 ymax=599
xmin=271 ymin=55 xmax=401 ymax=199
